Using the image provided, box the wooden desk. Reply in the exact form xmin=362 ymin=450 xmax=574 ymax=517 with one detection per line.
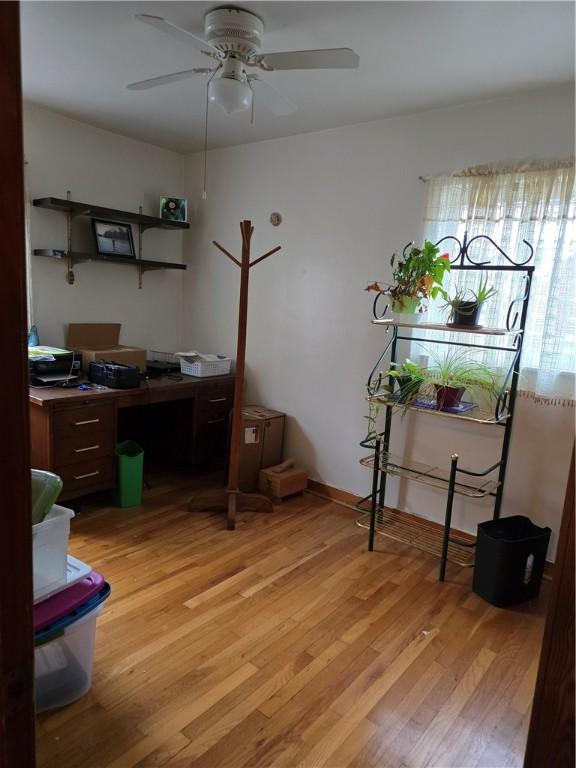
xmin=29 ymin=374 xmax=235 ymax=501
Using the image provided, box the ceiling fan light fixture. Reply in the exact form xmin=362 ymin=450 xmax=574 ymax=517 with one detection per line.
xmin=209 ymin=76 xmax=253 ymax=114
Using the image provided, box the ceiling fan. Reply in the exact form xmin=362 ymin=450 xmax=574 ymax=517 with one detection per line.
xmin=127 ymin=6 xmax=360 ymax=116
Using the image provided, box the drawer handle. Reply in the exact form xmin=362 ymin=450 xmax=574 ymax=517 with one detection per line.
xmin=209 ymin=397 xmax=227 ymax=403
xmin=73 ymin=470 xmax=100 ymax=480
xmin=73 ymin=418 xmax=100 ymax=426
xmin=208 ymin=417 xmax=226 ymax=424
xmin=73 ymin=445 xmax=100 ymax=453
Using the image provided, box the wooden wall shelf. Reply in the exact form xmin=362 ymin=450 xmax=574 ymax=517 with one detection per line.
xmin=33 ymin=197 xmax=190 ymax=231
xmin=33 ymin=249 xmax=186 ymax=273
xmin=32 ymin=192 xmax=188 ymax=286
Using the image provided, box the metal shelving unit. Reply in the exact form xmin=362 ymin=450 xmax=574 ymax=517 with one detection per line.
xmin=359 ymin=232 xmax=535 ymax=580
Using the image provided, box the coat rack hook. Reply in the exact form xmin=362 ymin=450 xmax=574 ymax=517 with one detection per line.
xmin=213 ymin=240 xmax=242 ymax=267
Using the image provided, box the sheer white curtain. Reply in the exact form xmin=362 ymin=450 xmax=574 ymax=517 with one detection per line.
xmin=421 ymin=160 xmax=576 ymax=403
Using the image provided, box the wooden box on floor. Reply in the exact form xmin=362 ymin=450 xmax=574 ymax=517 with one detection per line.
xmin=259 ymin=461 xmax=308 ymax=502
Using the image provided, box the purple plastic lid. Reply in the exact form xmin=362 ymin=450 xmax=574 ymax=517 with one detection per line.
xmin=34 ymin=571 xmax=105 ymax=631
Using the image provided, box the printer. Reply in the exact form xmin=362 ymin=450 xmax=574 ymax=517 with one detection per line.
xmin=29 ymin=346 xmax=82 ymax=385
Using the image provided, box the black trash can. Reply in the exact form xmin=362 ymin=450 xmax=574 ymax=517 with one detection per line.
xmin=473 ymin=515 xmax=551 ymax=607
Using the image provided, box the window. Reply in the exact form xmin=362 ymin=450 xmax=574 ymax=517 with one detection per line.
xmin=421 ymin=161 xmax=576 ymax=401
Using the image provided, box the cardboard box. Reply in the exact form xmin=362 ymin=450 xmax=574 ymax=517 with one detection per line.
xmin=239 ymin=405 xmax=285 ymax=492
xmin=66 ymin=324 xmax=147 ymax=372
xmin=260 ymin=463 xmax=308 ymax=501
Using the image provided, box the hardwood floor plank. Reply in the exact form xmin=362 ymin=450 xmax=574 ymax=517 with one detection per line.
xmin=103 ymin=663 xmax=258 ymax=768
xmin=403 ymin=647 xmax=496 ymax=767
xmin=301 ymin=629 xmax=439 ymax=767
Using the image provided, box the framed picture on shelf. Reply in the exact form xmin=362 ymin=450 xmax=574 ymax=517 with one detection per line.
xmin=91 ymin=219 xmax=136 ymax=258
xmin=160 ymin=196 xmax=188 ymax=223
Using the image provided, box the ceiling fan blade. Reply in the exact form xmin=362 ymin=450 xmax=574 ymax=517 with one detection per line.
xmin=258 ymin=48 xmax=359 ymax=71
xmin=134 ymin=14 xmax=222 ymax=58
xmin=127 ymin=68 xmax=214 ymax=91
xmin=248 ymin=76 xmax=297 ymax=116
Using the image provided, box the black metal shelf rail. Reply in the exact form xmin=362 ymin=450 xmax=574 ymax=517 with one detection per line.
xmin=361 ymin=231 xmax=534 ymax=581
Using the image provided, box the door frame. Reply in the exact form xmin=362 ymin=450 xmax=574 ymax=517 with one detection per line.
xmin=0 ymin=2 xmax=36 ymax=765
xmin=524 ymin=446 xmax=575 ymax=767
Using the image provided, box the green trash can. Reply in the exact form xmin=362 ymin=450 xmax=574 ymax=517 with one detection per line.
xmin=116 ymin=440 xmax=144 ymax=507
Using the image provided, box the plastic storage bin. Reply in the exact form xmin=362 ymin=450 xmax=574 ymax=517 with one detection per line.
xmin=473 ymin=515 xmax=551 ymax=607
xmin=34 ymin=582 xmax=110 ymax=713
xmin=33 ymin=505 xmax=75 ymax=603
xmin=116 ymin=440 xmax=144 ymax=507
xmin=35 ymin=555 xmax=92 ymax=605
xmin=35 ymin=604 xmax=102 ymax=713
xmin=35 ymin=571 xmax=104 ymax=631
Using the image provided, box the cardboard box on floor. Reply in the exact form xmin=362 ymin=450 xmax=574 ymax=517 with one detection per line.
xmin=67 ymin=323 xmax=147 ymax=372
xmin=260 ymin=460 xmax=308 ymax=501
xmin=239 ymin=405 xmax=285 ymax=492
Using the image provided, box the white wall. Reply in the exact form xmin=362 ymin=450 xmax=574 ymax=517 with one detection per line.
xmin=24 ymin=103 xmax=186 ymax=352
xmin=183 ymin=87 xmax=575 ymax=559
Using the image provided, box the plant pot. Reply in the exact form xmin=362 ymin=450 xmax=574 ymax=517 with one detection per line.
xmin=448 ymin=301 xmax=481 ymax=328
xmin=434 ymin=384 xmax=466 ymax=410
xmin=391 ymin=296 xmax=424 ymax=323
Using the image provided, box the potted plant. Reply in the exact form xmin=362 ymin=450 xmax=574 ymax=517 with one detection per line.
xmin=382 ymin=359 xmax=426 ymax=403
xmin=366 ymin=241 xmax=451 ymax=321
xmin=421 ymin=350 xmax=499 ymax=410
xmin=440 ymin=277 xmax=498 ymax=328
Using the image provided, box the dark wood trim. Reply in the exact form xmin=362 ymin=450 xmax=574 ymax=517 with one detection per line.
xmin=524 ymin=445 xmax=575 ymax=768
xmin=0 ymin=2 xmax=36 ymax=765
xmin=306 ymin=479 xmax=367 ymax=509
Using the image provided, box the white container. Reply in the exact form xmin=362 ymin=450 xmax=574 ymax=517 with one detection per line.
xmin=32 ymin=505 xmax=75 ymax=603
xmin=35 ymin=604 xmax=102 ymax=713
xmin=35 ymin=555 xmax=92 ymax=605
xmin=179 ymin=355 xmax=232 ymax=377
xmin=390 ymin=311 xmax=425 ymax=325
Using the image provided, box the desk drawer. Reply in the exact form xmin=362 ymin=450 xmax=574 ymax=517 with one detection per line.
xmin=54 ymin=404 xmax=114 ymax=438
xmin=195 ymin=380 xmax=234 ymax=400
xmin=54 ymin=431 xmax=114 ymax=466
xmin=56 ymin=456 xmax=115 ymax=495
xmin=195 ymin=407 xmax=230 ymax=427
xmin=195 ymin=394 xmax=232 ymax=427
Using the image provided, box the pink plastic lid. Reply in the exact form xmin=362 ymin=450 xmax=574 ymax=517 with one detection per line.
xmin=34 ymin=571 xmax=105 ymax=631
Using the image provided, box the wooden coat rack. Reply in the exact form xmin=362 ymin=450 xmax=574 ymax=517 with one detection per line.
xmin=190 ymin=220 xmax=281 ymax=530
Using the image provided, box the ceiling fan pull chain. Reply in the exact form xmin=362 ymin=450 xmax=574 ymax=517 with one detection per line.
xmin=202 ymin=85 xmax=209 ymax=201
xmin=203 ymin=69 xmax=218 ymax=201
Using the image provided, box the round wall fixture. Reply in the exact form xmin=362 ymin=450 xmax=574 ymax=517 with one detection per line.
xmin=270 ymin=212 xmax=282 ymax=226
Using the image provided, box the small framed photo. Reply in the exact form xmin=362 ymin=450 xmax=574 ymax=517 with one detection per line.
xmin=91 ymin=219 xmax=135 ymax=258
xmin=160 ymin=196 xmax=188 ymax=223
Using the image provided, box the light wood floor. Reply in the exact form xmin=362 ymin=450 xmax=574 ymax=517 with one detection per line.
xmin=36 ymin=472 xmax=547 ymax=768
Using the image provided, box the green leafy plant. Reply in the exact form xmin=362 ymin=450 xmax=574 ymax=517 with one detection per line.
xmin=364 ymin=351 xmax=499 ymax=428
xmin=439 ymin=276 xmax=498 ymax=319
xmin=364 ymin=362 xmax=426 ymax=429
xmin=420 ymin=349 xmax=499 ymax=397
xmin=364 ymin=376 xmax=383 ymax=443
xmin=382 ymin=359 xmax=426 ymax=403
xmin=388 ymin=241 xmax=451 ymax=308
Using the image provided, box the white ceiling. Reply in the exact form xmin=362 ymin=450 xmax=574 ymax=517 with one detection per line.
xmin=21 ymin=1 xmax=575 ymax=154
